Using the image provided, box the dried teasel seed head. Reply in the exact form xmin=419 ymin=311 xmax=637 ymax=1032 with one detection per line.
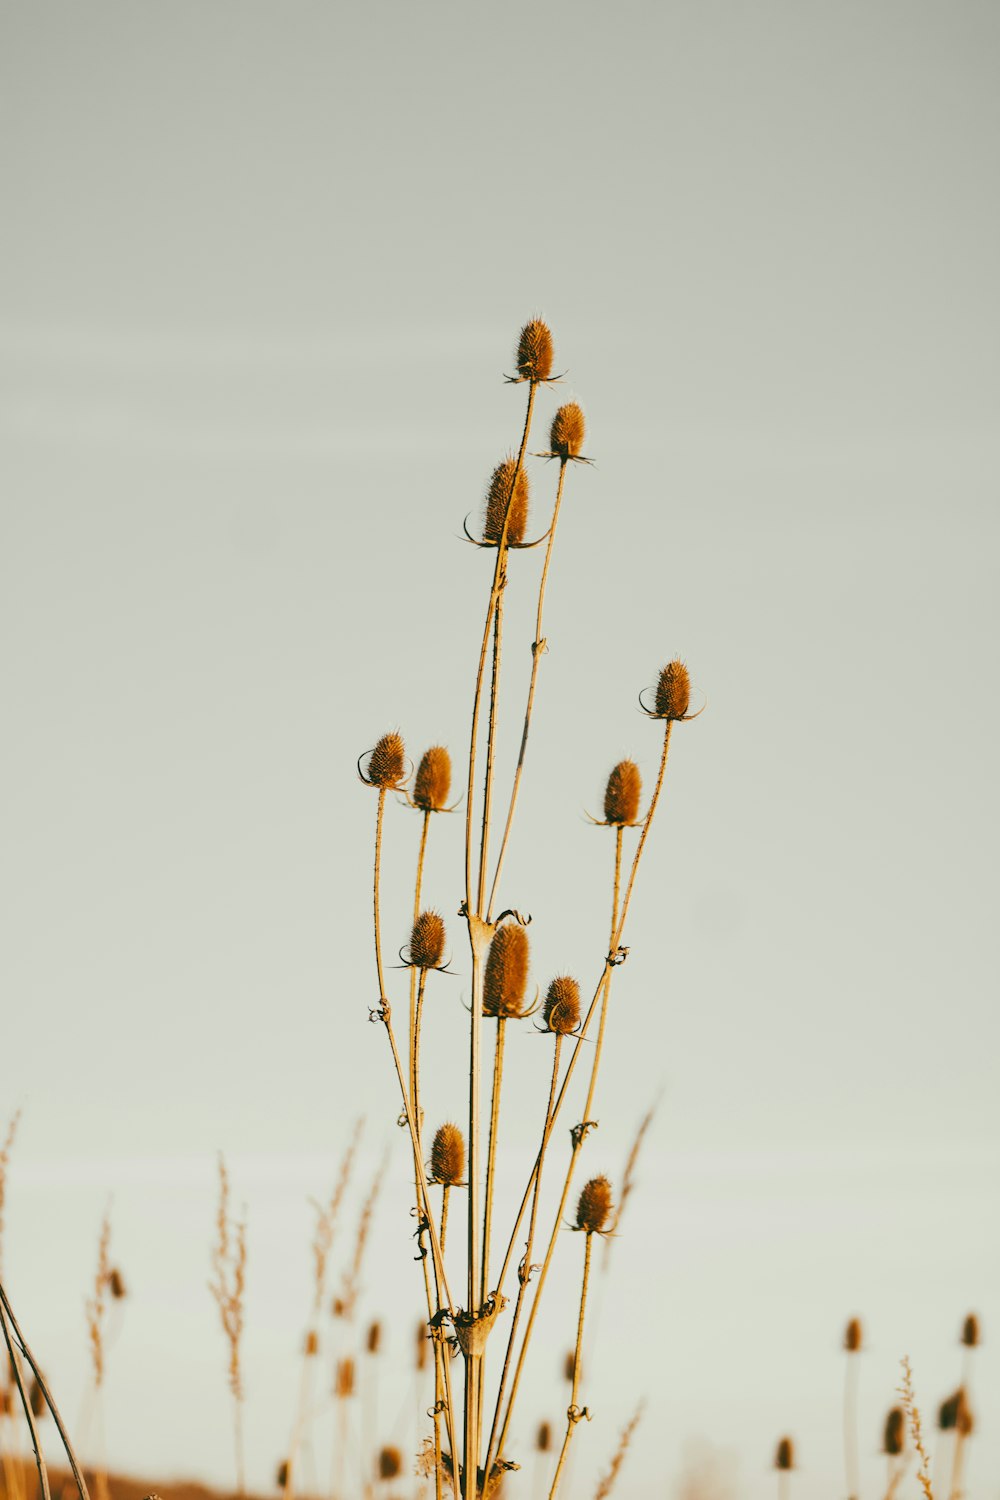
xmin=108 ymin=1267 xmax=126 ymax=1300
xmin=883 ymin=1406 xmax=905 ymax=1456
xmin=378 ymin=1447 xmax=403 ymax=1480
xmin=939 ymin=1391 xmax=959 ymax=1431
xmin=843 ymin=1316 xmax=863 ymax=1352
xmin=331 ymin=1296 xmax=347 ymax=1318
xmin=954 ymin=1388 xmax=974 ymax=1436
xmin=483 ymin=458 xmax=530 ymax=546
xmin=366 ymin=1319 xmax=382 ymax=1355
xmin=415 ymin=1319 xmax=429 ymax=1371
xmin=536 ymin=1421 xmax=552 ymax=1453
xmin=575 ymin=1175 xmax=613 ymax=1235
xmin=29 ymin=1378 xmax=46 ymax=1419
xmin=774 ymin=1437 xmax=795 ymax=1471
xmin=562 ymin=1350 xmax=576 ymax=1382
xmin=334 ymin=1357 xmax=355 ymax=1399
xmin=516 ymin=318 xmax=554 ymax=383
xmin=961 ymin=1312 xmax=981 ymax=1347
xmin=543 ymin=976 xmax=580 ymax=1035
xmin=409 ymin=910 xmax=446 ymax=970
xmin=483 ymin=924 xmax=530 ymax=1018
xmin=430 ymin=1123 xmax=464 ymax=1185
xmin=654 ymin=661 xmax=691 ymax=721
xmin=304 ymin=1329 xmax=319 ymax=1357
xmin=366 ymin=731 xmax=406 ymax=789
xmin=413 ymin=746 xmax=452 ymax=812
xmin=276 ymin=1461 xmax=289 ymax=1489
xmin=549 ymin=402 xmax=586 ymax=459
xmin=603 ymin=760 xmax=642 ymax=826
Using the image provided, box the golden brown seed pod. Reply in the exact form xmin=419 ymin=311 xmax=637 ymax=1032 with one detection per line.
xmin=843 ymin=1316 xmax=862 ymax=1352
xmin=883 ymin=1407 xmax=905 ymax=1456
xmin=603 ymin=760 xmax=642 ymax=826
xmin=938 ymin=1392 xmax=959 ymax=1431
xmin=575 ymin=1175 xmax=613 ymax=1235
xmin=366 ymin=731 xmax=406 ymax=789
xmin=415 ymin=1319 xmax=429 ymax=1372
xmin=108 ymin=1267 xmax=126 ymax=1300
xmin=955 ymin=1388 xmax=974 ymax=1437
xmin=562 ymin=1350 xmax=576 ymax=1382
xmin=276 ymin=1461 xmax=289 ymax=1489
xmin=378 ymin=1447 xmax=403 ymax=1480
xmin=483 ymin=924 xmax=530 ymax=1018
xmin=331 ymin=1296 xmax=346 ymax=1318
xmin=28 ymin=1377 xmax=45 ymax=1419
xmin=413 ymin=746 xmax=452 ymax=812
xmin=483 ymin=458 xmax=530 ymax=546
xmin=961 ymin=1312 xmax=980 ymax=1347
xmin=409 ymin=910 xmax=446 ymax=970
xmin=549 ymin=402 xmax=586 ymax=459
xmin=334 ymin=1356 xmax=355 ymax=1398
xmin=654 ymin=661 xmax=691 ymax=721
xmin=774 ymin=1437 xmax=795 ymax=1471
xmin=366 ymin=1319 xmax=382 ymax=1355
xmin=304 ymin=1329 xmax=319 ymax=1357
xmin=543 ymin=976 xmax=581 ymax=1035
xmin=430 ymin=1123 xmax=464 ymax=1185
xmin=516 ymin=319 xmax=554 ymax=383
xmin=536 ymin=1421 xmax=551 ymax=1453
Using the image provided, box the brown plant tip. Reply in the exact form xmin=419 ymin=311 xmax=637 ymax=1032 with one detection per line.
xmin=536 ymin=1421 xmax=551 ymax=1453
xmin=939 ymin=1387 xmax=973 ymax=1436
xmin=304 ymin=1329 xmax=319 ymax=1357
xmin=364 ymin=731 xmax=406 ymax=789
xmin=108 ymin=1267 xmax=126 ymax=1300
xmin=844 ymin=1316 xmax=863 ymax=1352
xmin=884 ymin=1406 xmax=905 ymax=1456
xmin=483 ymin=923 xmax=530 ymax=1018
xmin=773 ymin=1436 xmax=795 ymax=1471
xmin=413 ymin=745 xmax=452 ymax=812
xmin=603 ymin=760 xmax=642 ymax=826
xmin=543 ymin=975 xmax=581 ymax=1035
xmin=961 ymin=1312 xmax=981 ymax=1347
xmin=516 ymin=318 xmax=554 ymax=383
xmin=430 ymin=1122 xmax=465 ymax=1185
xmin=653 ymin=660 xmax=691 ymax=721
xmin=276 ymin=1461 xmax=289 ymax=1489
xmin=575 ymin=1175 xmax=613 ymax=1235
xmin=415 ymin=1318 xmax=429 ymax=1371
xmin=483 ymin=457 xmax=530 ymax=546
xmin=28 ymin=1377 xmax=46 ymax=1419
xmin=334 ymin=1356 xmax=355 ymax=1398
xmin=563 ymin=1350 xmax=576 ymax=1382
xmin=378 ymin=1446 xmax=403 ymax=1480
xmin=366 ymin=1319 xmax=382 ymax=1355
xmin=549 ymin=402 xmax=586 ymax=459
xmin=409 ymin=910 xmax=446 ymax=970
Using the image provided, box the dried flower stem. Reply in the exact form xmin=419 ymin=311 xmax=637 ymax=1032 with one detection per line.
xmin=844 ymin=1348 xmax=860 ymax=1500
xmin=0 ymin=1280 xmax=90 ymax=1500
xmin=593 ymin=1402 xmax=644 ymax=1500
xmin=480 ymin=1018 xmax=507 ymax=1306
xmin=209 ymin=1155 xmax=247 ymax=1496
xmin=0 ymin=1111 xmax=21 ymax=1283
xmin=898 ymin=1356 xmax=934 ymax=1500
xmin=0 ymin=1296 xmax=50 ymax=1500
xmin=548 ymin=1231 xmax=595 ymax=1498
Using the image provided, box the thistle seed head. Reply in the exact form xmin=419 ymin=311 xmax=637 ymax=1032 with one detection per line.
xmin=378 ymin=1446 xmax=403 ymax=1480
xmin=961 ymin=1313 xmax=981 ymax=1347
xmin=516 ymin=319 xmax=554 ymax=383
xmin=603 ymin=760 xmax=642 ymax=825
xmin=654 ymin=661 xmax=691 ymax=721
xmin=543 ymin=976 xmax=581 ymax=1035
xmin=430 ymin=1123 xmax=465 ymax=1185
xmin=414 ymin=746 xmax=452 ymax=812
xmin=774 ymin=1437 xmax=795 ymax=1471
xmin=335 ymin=1357 xmax=355 ymax=1398
xmin=843 ymin=1316 xmax=863 ymax=1352
xmin=575 ymin=1175 xmax=613 ymax=1234
xmin=549 ymin=402 xmax=586 ymax=459
xmin=366 ymin=1319 xmax=382 ymax=1355
xmin=366 ymin=731 xmax=406 ymax=788
xmin=483 ymin=924 xmax=530 ymax=1018
xmin=536 ymin=1422 xmax=552 ymax=1453
xmin=883 ymin=1406 xmax=905 ymax=1456
xmin=483 ymin=458 xmax=530 ymax=546
xmin=409 ymin=910 xmax=446 ymax=970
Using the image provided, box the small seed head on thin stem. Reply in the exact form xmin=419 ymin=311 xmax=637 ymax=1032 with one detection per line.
xmin=430 ymin=1123 xmax=464 ymax=1185
xmin=603 ymin=760 xmax=642 ymax=826
xmin=575 ymin=1175 xmax=613 ymax=1235
xmin=334 ymin=1357 xmax=355 ymax=1398
xmin=536 ymin=1422 xmax=552 ymax=1453
xmin=108 ymin=1267 xmax=126 ymax=1300
xmin=549 ymin=402 xmax=586 ymax=459
xmin=961 ymin=1313 xmax=981 ymax=1347
xmin=366 ymin=1319 xmax=382 ymax=1355
xmin=563 ymin=1350 xmax=576 ymax=1382
xmin=844 ymin=1316 xmax=863 ymax=1352
xmin=378 ymin=1446 xmax=403 ymax=1480
xmin=774 ymin=1437 xmax=795 ymax=1471
xmin=365 ymin=731 xmax=406 ymax=789
xmin=483 ymin=923 xmax=530 ymax=1017
xmin=413 ymin=746 xmax=452 ymax=812
xmin=543 ymin=976 xmax=581 ymax=1035
xmin=276 ymin=1461 xmax=289 ymax=1489
xmin=483 ymin=458 xmax=530 ymax=546
xmin=304 ymin=1329 xmax=319 ymax=1357
xmin=409 ymin=910 xmax=446 ymax=970
xmin=415 ymin=1319 xmax=429 ymax=1372
xmin=653 ymin=661 xmax=691 ymax=721
xmin=29 ymin=1378 xmax=46 ymax=1419
xmin=884 ymin=1407 xmax=905 ymax=1456
xmin=516 ymin=319 xmax=554 ymax=383
xmin=940 ymin=1388 xmax=974 ymax=1436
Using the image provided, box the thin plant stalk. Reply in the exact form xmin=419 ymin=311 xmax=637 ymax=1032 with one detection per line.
xmin=0 ymin=1299 xmax=50 ymax=1500
xmin=480 ymin=1017 xmax=507 ymax=1306
xmin=0 ymin=1281 xmax=90 ymax=1500
xmin=844 ymin=1349 xmax=860 ymax=1500
xmin=547 ymin=1231 xmax=594 ymax=1498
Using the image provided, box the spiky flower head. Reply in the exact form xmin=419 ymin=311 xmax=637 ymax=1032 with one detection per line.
xmin=774 ymin=1437 xmax=795 ymax=1471
xmin=543 ymin=976 xmax=581 ymax=1035
xmin=409 ymin=910 xmax=446 ymax=970
xmin=483 ymin=458 xmax=530 ymax=546
xmin=843 ymin=1316 xmax=863 ymax=1352
xmin=653 ymin=661 xmax=691 ymax=721
xmin=430 ymin=1123 xmax=464 ymax=1185
xmin=961 ymin=1312 xmax=980 ymax=1348
xmin=536 ymin=1422 xmax=552 ymax=1453
xmin=365 ymin=731 xmax=406 ymax=788
xmin=603 ymin=760 xmax=642 ymax=826
xmin=378 ymin=1447 xmax=402 ymax=1480
xmin=563 ymin=1350 xmax=576 ymax=1382
xmin=413 ymin=746 xmax=452 ymax=812
xmin=883 ymin=1407 xmax=905 ymax=1456
xmin=483 ymin=924 xmax=530 ymax=1018
xmin=575 ymin=1175 xmax=613 ymax=1235
xmin=516 ymin=319 xmax=554 ymax=383
xmin=549 ymin=402 xmax=586 ymax=459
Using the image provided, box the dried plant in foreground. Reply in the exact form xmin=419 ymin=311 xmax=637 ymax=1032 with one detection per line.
xmin=898 ymin=1356 xmax=934 ymax=1500
xmin=209 ymin=1154 xmax=247 ymax=1497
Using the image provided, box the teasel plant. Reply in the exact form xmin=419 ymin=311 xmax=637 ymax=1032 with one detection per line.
xmin=842 ymin=1315 xmax=863 ymax=1500
xmin=358 ymin=318 xmax=697 ymax=1498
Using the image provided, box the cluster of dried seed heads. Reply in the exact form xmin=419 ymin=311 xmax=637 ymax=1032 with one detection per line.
xmin=575 ymin=1175 xmax=613 ymax=1235
xmin=483 ymin=457 xmax=530 ymax=547
xmin=430 ymin=1123 xmax=465 ymax=1186
xmin=413 ymin=745 xmax=452 ymax=812
xmin=409 ymin=910 xmax=446 ymax=970
xmin=483 ymin=924 xmax=530 ymax=1018
xmin=516 ymin=319 xmax=554 ymax=383
xmin=603 ymin=760 xmax=642 ymax=826
xmin=542 ymin=975 xmax=581 ymax=1035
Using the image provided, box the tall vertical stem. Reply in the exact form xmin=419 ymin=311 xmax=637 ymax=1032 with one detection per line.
xmin=547 ymin=1233 xmax=594 ymax=1498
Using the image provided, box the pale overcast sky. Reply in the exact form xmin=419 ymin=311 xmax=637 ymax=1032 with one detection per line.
xmin=2 ymin=5 xmax=999 ymax=1498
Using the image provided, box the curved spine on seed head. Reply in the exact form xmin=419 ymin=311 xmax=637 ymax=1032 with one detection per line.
xmin=482 ymin=457 xmax=530 ymax=547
